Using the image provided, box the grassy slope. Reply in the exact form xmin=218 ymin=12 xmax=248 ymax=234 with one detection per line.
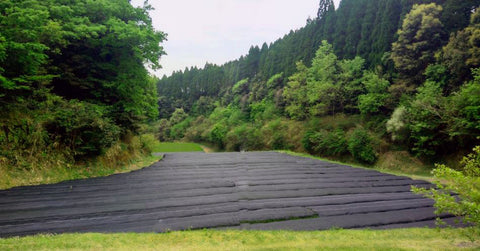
xmin=1 ymin=229 xmax=479 ymax=250
xmin=0 ymin=142 xmax=204 ymax=189
xmin=0 ymin=154 xmax=163 ymax=190
xmin=279 ymin=150 xmax=435 ymax=182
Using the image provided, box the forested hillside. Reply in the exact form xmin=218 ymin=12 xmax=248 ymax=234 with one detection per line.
xmin=157 ymin=0 xmax=480 ymax=167
xmin=0 ymin=0 xmax=164 ymax=173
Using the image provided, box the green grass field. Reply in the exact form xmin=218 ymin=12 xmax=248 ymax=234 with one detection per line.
xmin=152 ymin=142 xmax=204 ymax=152
xmin=1 ymin=229 xmax=478 ymax=251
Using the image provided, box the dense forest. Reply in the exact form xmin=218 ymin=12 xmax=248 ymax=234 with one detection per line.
xmin=1 ymin=0 xmax=479 ymax=175
xmin=157 ymin=0 xmax=480 ymax=167
xmin=0 ymin=0 xmax=164 ymax=171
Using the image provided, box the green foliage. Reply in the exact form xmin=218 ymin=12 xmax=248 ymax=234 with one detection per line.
xmin=209 ymin=123 xmax=228 ymax=149
xmin=138 ymin=134 xmax=157 ymax=155
xmin=413 ymin=145 xmax=480 ymax=232
xmin=0 ymin=0 xmax=164 ymax=174
xmin=440 ymin=9 xmax=480 ymax=91
xmin=408 ymin=80 xmax=447 ymax=156
xmin=446 ymin=69 xmax=480 ymax=144
xmin=266 ymin=73 xmax=284 ymax=89
xmin=157 ymin=0 xmax=427 ymax=115
xmin=358 ymin=72 xmax=391 ymax=115
xmin=170 ymin=108 xmax=188 ymax=125
xmin=154 ymin=1 xmax=478 ymax=166
xmin=283 ymin=62 xmax=309 ymax=120
xmin=45 ymin=100 xmax=120 ymax=159
xmin=170 ymin=118 xmax=192 ymax=140
xmin=249 ymin=100 xmax=279 ymax=123
xmin=285 ymin=41 xmax=369 ymax=118
xmin=307 ymin=41 xmax=340 ymax=116
xmin=192 ymin=96 xmax=216 ymax=116
xmin=1 ymin=134 xmax=162 ymax=189
xmin=232 ymin=78 xmax=249 ymax=94
xmin=225 ymin=125 xmax=262 ymax=151
xmin=317 ymin=0 xmax=335 ymax=20
xmin=391 ymin=3 xmax=446 ymax=87
xmin=348 ymin=128 xmax=378 ymax=164
xmin=261 ymin=119 xmax=289 ymax=150
xmin=303 ymin=129 xmax=348 ymax=156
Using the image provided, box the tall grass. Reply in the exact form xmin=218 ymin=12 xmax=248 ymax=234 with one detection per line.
xmin=0 ymin=134 xmax=160 ymax=189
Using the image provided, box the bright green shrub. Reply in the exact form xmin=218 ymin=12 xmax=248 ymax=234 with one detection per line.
xmin=413 ymin=146 xmax=480 ymax=234
xmin=209 ymin=123 xmax=228 ymax=148
xmin=303 ymin=129 xmax=348 ymax=156
xmin=347 ymin=128 xmax=377 ymax=164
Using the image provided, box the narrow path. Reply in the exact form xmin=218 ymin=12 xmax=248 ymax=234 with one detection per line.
xmin=0 ymin=152 xmax=460 ymax=237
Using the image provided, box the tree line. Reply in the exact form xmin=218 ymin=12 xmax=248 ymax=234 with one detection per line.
xmin=157 ymin=0 xmax=480 ymax=165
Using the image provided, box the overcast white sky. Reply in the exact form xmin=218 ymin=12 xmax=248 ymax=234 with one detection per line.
xmin=131 ymin=0 xmax=341 ymax=77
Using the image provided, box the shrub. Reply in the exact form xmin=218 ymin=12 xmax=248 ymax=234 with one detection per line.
xmin=157 ymin=119 xmax=171 ymax=141
xmin=45 ymin=100 xmax=120 ymax=159
xmin=303 ymin=129 xmax=348 ymax=156
xmin=226 ymin=124 xmax=264 ymax=151
xmin=139 ymin=134 xmax=157 ymax=154
xmin=347 ymin=128 xmax=377 ymax=164
xmin=184 ymin=116 xmax=209 ymax=142
xmin=209 ymin=123 xmax=228 ymax=149
xmin=413 ymin=145 xmax=480 ymax=236
xmin=302 ymin=130 xmax=317 ymax=153
xmin=169 ymin=108 xmax=188 ymax=125
xmin=262 ymin=119 xmax=288 ymax=150
xmin=225 ymin=125 xmax=247 ymax=151
xmin=169 ymin=118 xmax=192 ymax=140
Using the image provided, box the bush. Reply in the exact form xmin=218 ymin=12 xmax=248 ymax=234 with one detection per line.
xmin=45 ymin=100 xmax=120 ymax=159
xmin=302 ymin=130 xmax=317 ymax=153
xmin=225 ymin=125 xmax=262 ymax=151
xmin=413 ymin=145 xmax=480 ymax=236
xmin=157 ymin=119 xmax=171 ymax=141
xmin=209 ymin=123 xmax=228 ymax=149
xmin=347 ymin=128 xmax=377 ymax=164
xmin=319 ymin=130 xmax=348 ymax=156
xmin=261 ymin=119 xmax=287 ymax=150
xmin=225 ymin=125 xmax=247 ymax=151
xmin=183 ymin=116 xmax=209 ymax=142
xmin=169 ymin=118 xmax=192 ymax=140
xmin=303 ymin=129 xmax=348 ymax=156
xmin=139 ymin=134 xmax=157 ymax=154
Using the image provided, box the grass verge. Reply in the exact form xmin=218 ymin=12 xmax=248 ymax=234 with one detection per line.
xmin=152 ymin=142 xmax=204 ymax=152
xmin=0 ymin=154 xmax=162 ymax=190
xmin=279 ymin=150 xmax=434 ymax=182
xmin=1 ymin=228 xmax=478 ymax=251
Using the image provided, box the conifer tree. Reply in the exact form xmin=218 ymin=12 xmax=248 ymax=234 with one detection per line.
xmin=317 ymin=0 xmax=335 ymax=20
